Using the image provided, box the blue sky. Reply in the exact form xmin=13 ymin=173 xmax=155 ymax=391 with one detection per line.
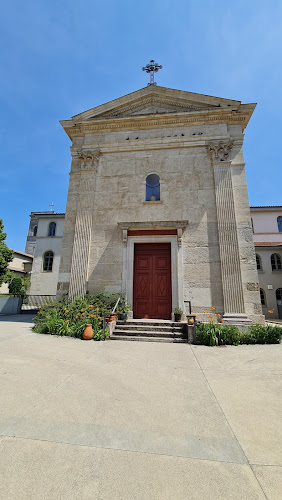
xmin=1 ymin=0 xmax=282 ymax=251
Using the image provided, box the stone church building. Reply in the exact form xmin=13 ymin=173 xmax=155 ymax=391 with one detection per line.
xmin=56 ymin=84 xmax=263 ymax=324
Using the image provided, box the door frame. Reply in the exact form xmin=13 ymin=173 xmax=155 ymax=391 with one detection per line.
xmin=122 ymin=235 xmax=183 ymax=319
xmin=133 ymin=243 xmax=172 ymax=319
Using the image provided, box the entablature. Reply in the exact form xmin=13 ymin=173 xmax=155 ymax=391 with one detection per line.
xmin=61 ymin=106 xmax=254 ymax=141
xmin=118 ymin=220 xmax=188 ymax=247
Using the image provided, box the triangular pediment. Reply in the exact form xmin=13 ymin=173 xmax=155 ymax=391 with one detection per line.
xmin=71 ymin=86 xmax=242 ymax=123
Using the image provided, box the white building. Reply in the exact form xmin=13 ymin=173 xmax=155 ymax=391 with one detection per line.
xmin=25 ymin=212 xmax=64 ymax=296
xmin=251 ymin=206 xmax=282 ymax=319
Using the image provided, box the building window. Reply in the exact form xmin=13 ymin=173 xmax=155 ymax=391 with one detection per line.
xmin=256 ymin=254 xmax=262 ymax=271
xmin=251 ymin=218 xmax=254 ymax=233
xmin=277 ymin=216 xmax=282 ymax=233
xmin=48 ymin=222 xmax=56 ymax=237
xmin=276 ymin=288 xmax=282 ymax=305
xmin=146 ymin=174 xmax=160 ymax=201
xmin=260 ymin=289 xmax=266 ymax=306
xmin=43 ymin=251 xmax=54 ymax=272
xmin=271 ymin=253 xmax=282 ymax=271
xmin=33 ymin=225 xmax=38 ymax=236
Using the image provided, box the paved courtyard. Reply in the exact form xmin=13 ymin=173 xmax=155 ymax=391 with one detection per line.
xmin=0 ymin=314 xmax=281 ymax=499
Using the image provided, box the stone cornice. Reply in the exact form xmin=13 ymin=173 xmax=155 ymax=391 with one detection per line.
xmin=61 ymin=106 xmax=254 ymax=140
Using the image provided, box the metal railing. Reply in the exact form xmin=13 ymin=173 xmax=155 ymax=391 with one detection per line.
xmin=21 ymin=295 xmax=57 ymax=311
xmin=101 ymin=296 xmax=121 ymax=337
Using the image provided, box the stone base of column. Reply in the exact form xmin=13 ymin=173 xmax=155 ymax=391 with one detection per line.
xmin=223 ymin=313 xmax=252 ymax=328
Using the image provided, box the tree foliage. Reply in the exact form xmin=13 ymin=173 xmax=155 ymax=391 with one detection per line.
xmin=0 ymin=219 xmax=13 ymax=286
xmin=9 ymin=277 xmax=24 ymax=295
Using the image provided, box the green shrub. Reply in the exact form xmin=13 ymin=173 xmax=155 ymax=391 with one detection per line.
xmin=196 ymin=322 xmax=281 ymax=346
xmin=240 ymin=324 xmax=282 ymax=345
xmin=32 ymin=293 xmax=121 ymax=339
xmin=9 ymin=277 xmax=25 ymax=295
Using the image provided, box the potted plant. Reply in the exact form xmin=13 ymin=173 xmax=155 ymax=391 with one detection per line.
xmin=174 ymin=307 xmax=183 ymax=322
xmin=117 ymin=302 xmax=130 ymax=321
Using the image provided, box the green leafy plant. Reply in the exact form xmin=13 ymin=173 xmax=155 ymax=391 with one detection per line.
xmin=174 ymin=307 xmax=183 ymax=315
xmin=8 ymin=277 xmax=25 ymax=295
xmin=22 ymin=276 xmax=31 ymax=292
xmin=0 ymin=220 xmax=13 ymax=286
xmin=196 ymin=322 xmax=281 ymax=346
xmin=239 ymin=324 xmax=282 ymax=345
xmin=32 ymin=293 xmax=124 ymax=340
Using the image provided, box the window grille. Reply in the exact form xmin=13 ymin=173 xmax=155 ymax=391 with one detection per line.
xmin=276 ymin=288 xmax=282 ymax=304
xmin=48 ymin=222 xmax=56 ymax=237
xmin=260 ymin=289 xmax=266 ymax=306
xmin=256 ymin=254 xmax=262 ymax=271
xmin=43 ymin=251 xmax=54 ymax=272
xmin=271 ymin=253 xmax=282 ymax=271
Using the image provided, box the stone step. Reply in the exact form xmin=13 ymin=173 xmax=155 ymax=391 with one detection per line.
xmin=116 ymin=320 xmax=185 ymax=328
xmin=115 ymin=324 xmax=184 ymax=333
xmin=113 ymin=329 xmax=185 ymax=339
xmin=110 ymin=335 xmax=186 ymax=343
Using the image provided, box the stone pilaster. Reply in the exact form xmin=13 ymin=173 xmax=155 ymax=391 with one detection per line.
xmin=68 ymin=150 xmax=100 ymax=297
xmin=208 ymin=142 xmax=250 ymax=324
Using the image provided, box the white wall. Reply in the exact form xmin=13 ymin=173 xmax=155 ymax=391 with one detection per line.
xmin=29 ymin=217 xmax=64 ymax=296
xmin=251 ymin=209 xmax=282 ymax=241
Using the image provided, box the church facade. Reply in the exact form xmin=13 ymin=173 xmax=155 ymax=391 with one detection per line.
xmin=57 ymin=85 xmax=264 ymax=324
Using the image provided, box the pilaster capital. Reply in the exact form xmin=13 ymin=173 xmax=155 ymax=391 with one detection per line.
xmin=77 ymin=149 xmax=101 ymax=171
xmin=207 ymin=141 xmax=233 ymax=163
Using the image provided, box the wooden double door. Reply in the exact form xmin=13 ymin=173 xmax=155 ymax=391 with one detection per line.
xmin=133 ymin=243 xmax=172 ymax=319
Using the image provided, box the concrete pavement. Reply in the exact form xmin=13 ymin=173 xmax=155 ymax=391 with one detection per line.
xmin=0 ymin=314 xmax=281 ymax=499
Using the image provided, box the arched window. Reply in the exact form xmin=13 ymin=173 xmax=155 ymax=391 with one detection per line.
xmin=251 ymin=218 xmax=254 ymax=233
xmin=271 ymin=253 xmax=282 ymax=271
xmin=256 ymin=254 xmax=262 ymax=271
xmin=33 ymin=225 xmax=38 ymax=236
xmin=43 ymin=251 xmax=54 ymax=272
xmin=260 ymin=289 xmax=266 ymax=306
xmin=277 ymin=216 xmax=282 ymax=233
xmin=146 ymin=174 xmax=160 ymax=201
xmin=48 ymin=222 xmax=56 ymax=237
xmin=276 ymin=288 xmax=282 ymax=305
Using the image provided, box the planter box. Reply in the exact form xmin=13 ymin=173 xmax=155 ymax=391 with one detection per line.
xmin=0 ymin=296 xmax=23 ymax=315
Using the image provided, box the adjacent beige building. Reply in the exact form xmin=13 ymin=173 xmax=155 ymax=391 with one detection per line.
xmin=56 ymin=85 xmax=263 ymax=324
xmin=251 ymin=206 xmax=282 ymax=319
xmin=0 ymin=250 xmax=33 ymax=294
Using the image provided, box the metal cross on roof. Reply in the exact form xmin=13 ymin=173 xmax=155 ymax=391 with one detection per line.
xmin=49 ymin=202 xmax=54 ymax=212
xmin=142 ymin=60 xmax=163 ymax=86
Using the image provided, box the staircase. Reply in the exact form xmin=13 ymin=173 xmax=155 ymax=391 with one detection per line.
xmin=110 ymin=319 xmax=187 ymax=343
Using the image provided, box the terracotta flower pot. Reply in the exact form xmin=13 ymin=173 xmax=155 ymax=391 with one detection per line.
xmin=82 ymin=324 xmax=93 ymax=340
xmin=187 ymin=317 xmax=194 ymax=325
